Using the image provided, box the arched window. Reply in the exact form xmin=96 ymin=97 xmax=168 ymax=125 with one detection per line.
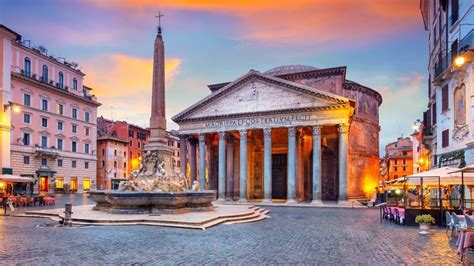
xmin=58 ymin=71 xmax=64 ymax=89
xmin=42 ymin=65 xmax=48 ymax=82
xmin=454 ymin=84 xmax=466 ymax=126
xmin=24 ymin=57 xmax=31 ymax=76
xmin=73 ymin=78 xmax=78 ymax=90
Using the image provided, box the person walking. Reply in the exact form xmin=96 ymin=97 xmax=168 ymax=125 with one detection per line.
xmin=2 ymin=196 xmax=8 ymax=216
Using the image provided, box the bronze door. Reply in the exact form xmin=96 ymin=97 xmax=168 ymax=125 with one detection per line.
xmin=272 ymin=154 xmax=287 ymax=199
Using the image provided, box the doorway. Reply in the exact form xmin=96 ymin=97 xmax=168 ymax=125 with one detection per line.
xmin=272 ymin=153 xmax=287 ymax=199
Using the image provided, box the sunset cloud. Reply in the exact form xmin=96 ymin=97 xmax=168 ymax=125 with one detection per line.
xmin=85 ymin=0 xmax=421 ymax=47
xmin=82 ymin=54 xmax=182 ymax=126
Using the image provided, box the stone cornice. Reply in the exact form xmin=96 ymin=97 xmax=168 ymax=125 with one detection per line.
xmin=275 ymin=66 xmax=347 ymax=82
xmin=343 ymin=82 xmax=383 ymax=106
xmin=11 ymin=72 xmax=101 ymax=107
xmin=173 ymin=71 xmax=351 ymax=123
xmin=178 ymin=104 xmax=351 ymax=124
xmin=351 ymin=115 xmax=380 ymax=129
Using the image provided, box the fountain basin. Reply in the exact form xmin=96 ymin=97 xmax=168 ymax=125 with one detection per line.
xmin=88 ymin=190 xmax=217 ymax=214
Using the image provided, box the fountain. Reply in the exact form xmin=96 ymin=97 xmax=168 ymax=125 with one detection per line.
xmin=88 ymin=16 xmax=216 ymax=214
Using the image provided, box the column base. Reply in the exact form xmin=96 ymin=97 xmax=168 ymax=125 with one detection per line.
xmin=310 ymin=199 xmax=324 ymax=206
xmin=261 ymin=199 xmax=273 ymax=204
xmin=286 ymin=199 xmax=297 ymax=205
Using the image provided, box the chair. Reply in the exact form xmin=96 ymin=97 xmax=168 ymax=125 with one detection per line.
xmin=452 ymin=212 xmax=465 ymax=235
xmin=394 ymin=208 xmax=400 ymax=224
xmin=465 ymin=215 xmax=474 ymax=228
xmin=38 ymin=196 xmax=44 ymax=206
xmin=446 ymin=211 xmax=453 ymax=235
xmin=382 ymin=206 xmax=389 ymax=220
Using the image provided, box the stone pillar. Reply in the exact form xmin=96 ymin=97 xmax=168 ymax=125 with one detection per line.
xmin=218 ymin=131 xmax=226 ymax=200
xmin=287 ymin=127 xmax=297 ymax=203
xmin=179 ymin=135 xmax=187 ymax=179
xmin=189 ymin=138 xmax=197 ymax=184
xmin=263 ymin=128 xmax=272 ymax=202
xmin=338 ymin=124 xmax=349 ymax=201
xmin=311 ymin=126 xmax=323 ymax=204
xmin=198 ymin=133 xmax=206 ymax=190
xmin=239 ymin=130 xmax=248 ymax=202
xmin=226 ymin=135 xmax=235 ymax=200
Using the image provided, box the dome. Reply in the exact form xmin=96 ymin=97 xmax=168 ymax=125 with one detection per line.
xmin=264 ymin=65 xmax=319 ymax=76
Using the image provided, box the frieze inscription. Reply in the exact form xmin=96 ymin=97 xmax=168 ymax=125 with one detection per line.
xmin=204 ymin=114 xmax=312 ymax=129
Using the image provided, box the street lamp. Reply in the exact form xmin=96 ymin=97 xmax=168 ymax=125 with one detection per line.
xmin=454 ymin=55 xmax=466 ymax=67
xmin=3 ymin=102 xmax=20 ymax=113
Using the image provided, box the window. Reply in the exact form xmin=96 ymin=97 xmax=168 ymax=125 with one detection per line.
xmin=70 ymin=177 xmax=78 ymax=191
xmin=23 ymin=94 xmax=31 ymax=106
xmin=129 ymin=140 xmax=132 ymax=146
xmin=138 ymin=142 xmax=141 ymax=148
xmin=403 ymin=167 xmax=406 ymax=172
xmin=102 ymin=149 xmax=105 ymax=156
xmin=124 ymin=162 xmax=127 ymax=168
xmin=57 ymin=121 xmax=63 ymax=131
xmin=85 ymin=161 xmax=89 ymax=169
xmin=403 ymin=159 xmax=406 ymax=165
xmin=442 ymin=129 xmax=449 ymax=148
xmin=56 ymin=177 xmax=64 ymax=189
xmin=72 ymin=108 xmax=78 ymax=119
xmin=24 ymin=57 xmax=31 ymax=76
xmin=23 ymin=156 xmax=30 ymax=165
xmin=124 ymin=151 xmax=126 ymax=157
xmin=85 ymin=111 xmax=90 ymax=122
xmin=394 ymin=167 xmax=398 ymax=172
xmin=114 ymin=161 xmax=117 ymax=168
xmin=83 ymin=178 xmax=90 ymax=191
xmin=41 ymin=99 xmax=48 ymax=111
xmin=42 ymin=65 xmax=48 ymax=82
xmin=101 ymin=160 xmax=105 ymax=167
xmin=114 ymin=150 xmax=117 ymax=156
xmin=41 ymin=117 xmax=48 ymax=127
xmin=57 ymin=139 xmax=63 ymax=150
xmin=129 ymin=130 xmax=134 ymax=137
xmin=41 ymin=136 xmax=48 ymax=148
xmin=58 ymin=71 xmax=64 ymax=89
xmin=432 ymin=102 xmax=437 ymax=125
xmin=73 ymin=78 xmax=78 ymax=90
xmin=451 ymin=0 xmax=459 ymax=25
xmin=23 ymin=113 xmax=31 ymax=124
xmin=130 ymin=151 xmax=132 ymax=158
xmin=23 ymin=133 xmax=30 ymax=145
xmin=84 ymin=127 xmax=90 ymax=136
xmin=442 ymin=85 xmax=449 ymax=111
xmin=41 ymin=158 xmax=47 ymax=166
xmin=57 ymin=103 xmax=64 ymax=115
xmin=72 ymin=160 xmax=77 ymax=168
xmin=394 ymin=160 xmax=398 ymax=166
xmin=72 ymin=141 xmax=77 ymax=152
xmin=72 ymin=124 xmax=77 ymax=133
xmin=57 ymin=159 xmax=63 ymax=167
xmin=84 ymin=143 xmax=90 ymax=154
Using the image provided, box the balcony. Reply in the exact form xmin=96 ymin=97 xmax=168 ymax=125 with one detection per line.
xmin=34 ymin=146 xmax=59 ymax=158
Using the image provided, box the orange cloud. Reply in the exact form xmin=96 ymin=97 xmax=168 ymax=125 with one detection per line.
xmin=86 ymin=0 xmax=421 ymax=46
xmin=81 ymin=54 xmax=181 ymax=125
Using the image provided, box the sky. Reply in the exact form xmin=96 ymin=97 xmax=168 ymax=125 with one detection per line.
xmin=0 ymin=0 xmax=428 ymax=155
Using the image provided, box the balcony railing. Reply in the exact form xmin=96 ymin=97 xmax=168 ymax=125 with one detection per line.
xmin=34 ymin=146 xmax=59 ymax=157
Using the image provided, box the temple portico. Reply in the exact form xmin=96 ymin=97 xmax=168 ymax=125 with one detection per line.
xmin=178 ymin=122 xmax=350 ymax=203
xmin=173 ymin=65 xmax=382 ymax=202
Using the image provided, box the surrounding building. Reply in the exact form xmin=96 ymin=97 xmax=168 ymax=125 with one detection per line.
xmin=173 ymin=64 xmax=382 ymax=202
xmin=96 ymin=135 xmax=128 ymax=190
xmin=96 ymin=117 xmax=181 ymax=189
xmin=0 ymin=25 xmax=100 ymax=194
xmin=420 ymin=0 xmax=474 ymax=169
xmin=384 ymin=137 xmax=414 ymax=180
xmin=411 ymin=122 xmax=431 ymax=173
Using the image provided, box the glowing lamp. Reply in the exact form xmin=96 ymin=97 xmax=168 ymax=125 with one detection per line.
xmin=12 ymin=105 xmax=21 ymax=113
xmin=419 ymin=158 xmax=424 ymax=164
xmin=454 ymin=56 xmax=466 ymax=67
xmin=395 ymin=189 xmax=401 ymax=195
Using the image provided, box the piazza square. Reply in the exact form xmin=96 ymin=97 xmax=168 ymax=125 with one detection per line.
xmin=1 ymin=0 xmax=474 ymax=264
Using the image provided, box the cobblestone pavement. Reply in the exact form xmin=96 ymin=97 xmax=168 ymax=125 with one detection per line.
xmin=0 ymin=194 xmax=469 ymax=264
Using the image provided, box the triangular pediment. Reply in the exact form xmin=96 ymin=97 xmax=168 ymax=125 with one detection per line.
xmin=173 ymin=71 xmax=350 ymax=122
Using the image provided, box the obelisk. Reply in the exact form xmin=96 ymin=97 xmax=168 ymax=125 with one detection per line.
xmin=144 ymin=13 xmax=174 ymax=174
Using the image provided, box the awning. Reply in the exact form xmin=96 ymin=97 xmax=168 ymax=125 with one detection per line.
xmin=405 ymin=167 xmax=474 ymax=185
xmin=0 ymin=174 xmax=36 ymax=182
xmin=448 ymin=164 xmax=474 ymax=174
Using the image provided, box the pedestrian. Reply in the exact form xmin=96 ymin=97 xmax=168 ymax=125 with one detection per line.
xmin=2 ymin=196 xmax=8 ymax=216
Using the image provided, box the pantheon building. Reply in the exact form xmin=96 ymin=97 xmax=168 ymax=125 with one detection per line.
xmin=173 ymin=65 xmax=382 ymax=203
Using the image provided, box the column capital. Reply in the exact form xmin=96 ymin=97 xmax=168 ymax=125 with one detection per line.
xmin=179 ymin=134 xmax=188 ymax=141
xmin=198 ymin=133 xmax=206 ymax=142
xmin=337 ymin=124 xmax=349 ymax=134
xmin=218 ymin=131 xmax=226 ymax=139
xmin=312 ymin=125 xmax=322 ymax=136
xmin=239 ymin=129 xmax=248 ymax=140
xmin=288 ymin=127 xmax=296 ymax=137
xmin=263 ymin=128 xmax=272 ymax=138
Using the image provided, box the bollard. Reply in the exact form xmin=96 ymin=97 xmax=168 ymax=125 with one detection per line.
xmin=64 ymin=203 xmax=73 ymax=226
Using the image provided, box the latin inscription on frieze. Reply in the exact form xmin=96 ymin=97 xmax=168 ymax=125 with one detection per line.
xmin=204 ymin=114 xmax=312 ymax=129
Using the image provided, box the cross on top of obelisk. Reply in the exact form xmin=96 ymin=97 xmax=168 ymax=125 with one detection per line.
xmin=156 ymin=12 xmax=164 ymax=35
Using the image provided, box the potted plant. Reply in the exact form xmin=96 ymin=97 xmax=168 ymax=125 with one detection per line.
xmin=415 ymin=214 xmax=435 ymax=234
